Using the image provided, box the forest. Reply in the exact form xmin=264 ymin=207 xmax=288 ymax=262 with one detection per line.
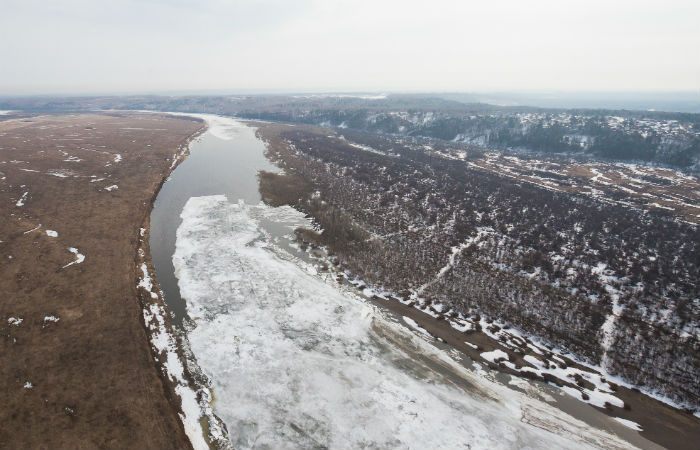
xmin=258 ymin=124 xmax=700 ymax=408
xmin=2 ymin=94 xmax=698 ymax=169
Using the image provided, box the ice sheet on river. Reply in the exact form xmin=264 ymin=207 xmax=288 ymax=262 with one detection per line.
xmin=173 ymin=195 xmax=636 ymax=450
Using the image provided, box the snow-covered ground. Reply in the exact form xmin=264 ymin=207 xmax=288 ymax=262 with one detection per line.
xmin=173 ymin=195 xmax=639 ymax=450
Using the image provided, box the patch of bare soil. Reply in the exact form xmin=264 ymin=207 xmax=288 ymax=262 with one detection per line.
xmin=0 ymin=113 xmax=204 ymax=449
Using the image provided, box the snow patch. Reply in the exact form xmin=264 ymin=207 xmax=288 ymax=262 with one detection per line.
xmin=612 ymin=417 xmax=643 ymax=432
xmin=43 ymin=316 xmax=60 ymax=327
xmin=23 ymin=224 xmax=42 ymax=234
xmin=16 ymin=191 xmax=28 ymax=206
xmin=142 ymin=301 xmax=211 ymax=450
xmin=138 ymin=263 xmax=159 ymax=299
xmin=481 ymin=349 xmax=509 ymax=364
xmin=402 ymin=316 xmax=432 ymax=337
xmin=62 ymin=247 xmax=85 ymax=268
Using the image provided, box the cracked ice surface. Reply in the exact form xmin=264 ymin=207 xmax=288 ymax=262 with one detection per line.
xmin=174 ymin=195 xmax=637 ymax=450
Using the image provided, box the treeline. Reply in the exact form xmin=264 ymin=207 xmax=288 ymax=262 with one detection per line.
xmin=246 ymin=109 xmax=699 ymax=170
xmin=2 ymin=94 xmax=697 ymax=168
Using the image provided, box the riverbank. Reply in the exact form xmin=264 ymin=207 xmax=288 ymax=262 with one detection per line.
xmin=134 ymin=118 xmax=213 ymax=450
xmin=145 ymin=113 xmax=283 ymax=449
xmin=172 ymin=193 xmax=642 ymax=450
xmin=0 ymin=112 xmax=205 ymax=449
xmin=253 ymin=120 xmax=699 ymax=450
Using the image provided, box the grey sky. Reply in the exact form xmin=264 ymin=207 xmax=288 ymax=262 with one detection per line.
xmin=1 ymin=0 xmax=698 ymax=95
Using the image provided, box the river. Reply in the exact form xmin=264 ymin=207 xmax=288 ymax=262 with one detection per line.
xmin=150 ymin=115 xmax=278 ymax=327
xmin=149 ymin=114 xmax=661 ymax=450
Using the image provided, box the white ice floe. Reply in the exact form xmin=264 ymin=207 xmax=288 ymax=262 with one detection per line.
xmin=62 ymin=247 xmax=85 ymax=268
xmin=173 ymin=195 xmax=638 ymax=450
xmin=104 ymin=184 xmax=118 ymax=191
xmin=45 ymin=230 xmax=58 ymax=237
xmin=8 ymin=317 xmax=23 ymax=326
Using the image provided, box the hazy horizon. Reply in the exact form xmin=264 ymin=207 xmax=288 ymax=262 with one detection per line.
xmin=1 ymin=0 xmax=698 ymax=96
xmin=1 ymin=89 xmax=698 ymax=113
xmin=1 ymin=88 xmax=698 ymax=97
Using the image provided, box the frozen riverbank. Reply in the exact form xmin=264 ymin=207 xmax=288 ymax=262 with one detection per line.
xmin=172 ymin=194 xmax=640 ymax=450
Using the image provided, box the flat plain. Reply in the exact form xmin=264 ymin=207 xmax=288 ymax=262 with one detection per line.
xmin=0 ymin=113 xmax=203 ymax=449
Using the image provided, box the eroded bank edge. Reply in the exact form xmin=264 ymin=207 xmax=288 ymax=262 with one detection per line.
xmin=133 ymin=119 xmax=231 ymax=450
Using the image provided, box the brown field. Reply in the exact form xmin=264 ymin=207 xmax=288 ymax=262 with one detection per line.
xmin=0 ymin=113 xmax=204 ymax=449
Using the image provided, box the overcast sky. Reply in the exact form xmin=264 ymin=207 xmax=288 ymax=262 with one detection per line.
xmin=1 ymin=0 xmax=698 ymax=95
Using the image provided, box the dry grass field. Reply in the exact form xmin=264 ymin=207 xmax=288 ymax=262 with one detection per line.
xmin=0 ymin=112 xmax=203 ymax=449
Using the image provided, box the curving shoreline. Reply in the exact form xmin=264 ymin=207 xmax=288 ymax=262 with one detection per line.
xmin=140 ymin=113 xmax=282 ymax=449
xmin=133 ymin=119 xmax=219 ymax=450
xmin=0 ymin=112 xmax=205 ymax=449
xmin=138 ymin=114 xmax=698 ymax=450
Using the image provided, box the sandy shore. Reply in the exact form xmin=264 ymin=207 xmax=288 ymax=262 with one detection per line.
xmin=0 ymin=112 xmax=205 ymax=449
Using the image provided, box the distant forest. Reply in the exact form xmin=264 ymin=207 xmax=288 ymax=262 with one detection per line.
xmin=245 ymin=108 xmax=700 ymax=170
xmin=2 ymin=93 xmax=699 ymax=170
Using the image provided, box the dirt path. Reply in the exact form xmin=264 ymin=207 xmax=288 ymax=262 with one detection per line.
xmin=0 ymin=112 xmax=204 ymax=449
